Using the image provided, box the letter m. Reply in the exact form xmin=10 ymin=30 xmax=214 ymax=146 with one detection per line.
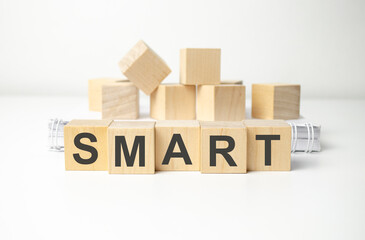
xmin=115 ymin=136 xmax=145 ymax=167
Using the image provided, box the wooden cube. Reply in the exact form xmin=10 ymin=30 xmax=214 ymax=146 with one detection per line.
xmin=88 ymin=78 xmax=127 ymax=111
xmin=102 ymin=82 xmax=139 ymax=120
xmin=221 ymin=80 xmax=243 ymax=85
xmin=197 ymin=85 xmax=245 ymax=121
xmin=200 ymin=121 xmax=247 ymax=174
xmin=119 ymin=40 xmax=171 ymax=95
xmin=252 ymin=83 xmax=300 ymax=120
xmin=108 ymin=121 xmax=155 ymax=174
xmin=155 ymin=120 xmax=200 ymax=171
xmin=180 ymin=48 xmax=221 ymax=85
xmin=245 ymin=120 xmax=291 ymax=171
xmin=64 ymin=119 xmax=112 ymax=171
xmin=150 ymin=84 xmax=196 ymax=120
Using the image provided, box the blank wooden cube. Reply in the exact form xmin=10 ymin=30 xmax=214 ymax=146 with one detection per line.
xmin=200 ymin=121 xmax=247 ymax=174
xmin=150 ymin=84 xmax=196 ymax=120
xmin=108 ymin=121 xmax=155 ymax=174
xmin=119 ymin=40 xmax=171 ymax=95
xmin=155 ymin=120 xmax=200 ymax=171
xmin=197 ymin=85 xmax=245 ymax=121
xmin=245 ymin=120 xmax=291 ymax=171
xmin=88 ymin=78 xmax=127 ymax=111
xmin=180 ymin=48 xmax=221 ymax=85
xmin=64 ymin=119 xmax=112 ymax=171
xmin=221 ymin=80 xmax=243 ymax=85
xmin=102 ymin=82 xmax=139 ymax=120
xmin=252 ymin=83 xmax=300 ymax=120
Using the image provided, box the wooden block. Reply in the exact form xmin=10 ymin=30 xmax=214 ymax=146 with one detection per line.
xmin=119 ymin=40 xmax=171 ymax=95
xmin=252 ymin=83 xmax=300 ymax=120
xmin=88 ymin=78 xmax=128 ymax=111
xmin=64 ymin=119 xmax=112 ymax=171
xmin=197 ymin=85 xmax=245 ymax=121
xmin=108 ymin=121 xmax=155 ymax=174
xmin=245 ymin=120 xmax=291 ymax=171
xmin=150 ymin=84 xmax=196 ymax=120
xmin=102 ymin=82 xmax=139 ymax=120
xmin=221 ymin=80 xmax=243 ymax=85
xmin=200 ymin=121 xmax=247 ymax=174
xmin=180 ymin=48 xmax=221 ymax=85
xmin=155 ymin=120 xmax=200 ymax=171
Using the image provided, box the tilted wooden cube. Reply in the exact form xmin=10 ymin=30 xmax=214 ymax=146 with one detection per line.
xmin=119 ymin=40 xmax=171 ymax=95
xmin=245 ymin=120 xmax=291 ymax=171
xmin=102 ymin=82 xmax=139 ymax=120
xmin=150 ymin=84 xmax=196 ymax=120
xmin=180 ymin=48 xmax=221 ymax=85
xmin=64 ymin=119 xmax=112 ymax=171
xmin=88 ymin=78 xmax=127 ymax=111
xmin=155 ymin=120 xmax=200 ymax=171
xmin=197 ymin=85 xmax=246 ymax=121
xmin=108 ymin=121 xmax=155 ymax=174
xmin=200 ymin=121 xmax=247 ymax=174
xmin=252 ymin=83 xmax=300 ymax=120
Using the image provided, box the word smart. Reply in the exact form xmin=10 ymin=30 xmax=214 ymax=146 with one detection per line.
xmin=64 ymin=119 xmax=291 ymax=174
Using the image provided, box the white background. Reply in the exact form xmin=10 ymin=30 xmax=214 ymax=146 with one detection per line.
xmin=1 ymin=1 xmax=365 ymax=240
xmin=1 ymin=0 xmax=365 ymax=98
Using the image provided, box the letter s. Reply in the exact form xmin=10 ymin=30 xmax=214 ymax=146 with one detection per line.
xmin=73 ymin=132 xmax=98 ymax=164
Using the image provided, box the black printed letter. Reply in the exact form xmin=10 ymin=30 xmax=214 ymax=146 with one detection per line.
xmin=256 ymin=135 xmax=280 ymax=166
xmin=115 ymin=136 xmax=145 ymax=167
xmin=210 ymin=136 xmax=237 ymax=167
xmin=73 ymin=132 xmax=98 ymax=164
xmin=162 ymin=134 xmax=192 ymax=165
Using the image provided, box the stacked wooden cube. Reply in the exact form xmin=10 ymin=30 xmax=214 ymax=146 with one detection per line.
xmin=149 ymin=48 xmax=246 ymax=121
xmin=72 ymin=40 xmax=302 ymax=174
xmin=88 ymin=78 xmax=139 ymax=119
xmin=88 ymin=40 xmax=300 ymax=121
xmin=88 ymin=40 xmax=172 ymax=120
xmin=89 ymin=41 xmax=247 ymax=122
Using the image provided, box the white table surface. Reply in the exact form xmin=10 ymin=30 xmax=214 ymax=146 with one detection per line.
xmin=0 ymin=95 xmax=364 ymax=240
